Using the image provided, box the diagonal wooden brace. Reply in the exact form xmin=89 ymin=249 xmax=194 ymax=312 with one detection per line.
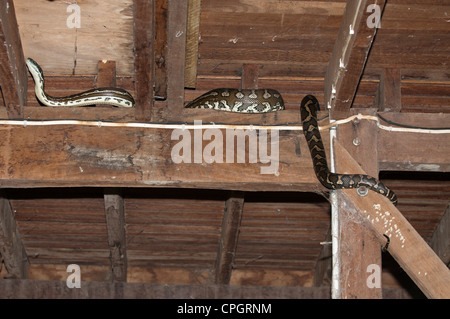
xmin=333 ymin=138 xmax=450 ymax=299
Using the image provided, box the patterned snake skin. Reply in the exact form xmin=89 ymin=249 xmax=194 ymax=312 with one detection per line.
xmin=185 ymin=88 xmax=284 ymax=113
xmin=300 ymin=95 xmax=398 ymax=205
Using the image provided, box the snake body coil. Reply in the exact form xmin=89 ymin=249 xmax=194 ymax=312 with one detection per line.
xmin=185 ymin=88 xmax=284 ymax=113
xmin=26 ymin=58 xmax=135 ymax=108
xmin=300 ymin=95 xmax=398 ymax=205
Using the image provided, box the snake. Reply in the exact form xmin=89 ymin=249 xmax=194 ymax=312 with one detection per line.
xmin=26 ymin=58 xmax=135 ymax=108
xmin=300 ymin=95 xmax=398 ymax=205
xmin=185 ymin=88 xmax=284 ymax=113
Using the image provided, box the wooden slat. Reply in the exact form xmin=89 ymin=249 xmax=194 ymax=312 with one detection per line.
xmin=0 ymin=191 xmax=28 ymax=278
xmin=154 ymin=0 xmax=168 ymax=99
xmin=333 ymin=139 xmax=450 ymax=299
xmin=166 ymin=0 xmax=188 ymax=116
xmin=95 ymin=60 xmax=116 ymax=108
xmin=428 ymin=203 xmax=450 ymax=266
xmin=374 ymin=68 xmax=402 ymax=112
xmin=325 ymin=0 xmax=386 ymax=119
xmin=133 ymin=0 xmax=155 ymax=121
xmin=241 ymin=64 xmax=259 ymax=90
xmin=335 ymin=111 xmax=382 ymax=298
xmin=214 ymin=192 xmax=244 ymax=284
xmin=184 ymin=0 xmax=202 ymax=88
xmin=0 ymin=0 xmax=27 ymax=119
xmin=104 ymin=191 xmax=127 ymax=282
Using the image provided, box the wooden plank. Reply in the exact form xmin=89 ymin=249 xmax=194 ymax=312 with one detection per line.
xmin=335 ymin=109 xmax=382 ymax=298
xmin=428 ymin=203 xmax=450 ymax=267
xmin=333 ymin=139 xmax=450 ymax=299
xmin=104 ymin=191 xmax=127 ymax=282
xmin=166 ymin=0 xmax=188 ymax=116
xmin=96 ymin=60 xmax=116 ymax=108
xmin=133 ymin=0 xmax=155 ymax=121
xmin=184 ymin=0 xmax=202 ymax=88
xmin=0 ymin=278 xmax=331 ymax=299
xmin=214 ymin=192 xmax=244 ymax=284
xmin=154 ymin=0 xmax=168 ymax=99
xmin=0 ymin=109 xmax=327 ymax=191
xmin=374 ymin=69 xmax=402 ymax=112
xmin=377 ymin=112 xmax=450 ymax=172
xmin=0 ymin=0 xmax=27 ymax=119
xmin=0 ymin=191 xmax=28 ymax=278
xmin=325 ymin=0 xmax=386 ymax=119
xmin=241 ymin=64 xmax=259 ymax=90
xmin=313 ymin=226 xmax=332 ymax=287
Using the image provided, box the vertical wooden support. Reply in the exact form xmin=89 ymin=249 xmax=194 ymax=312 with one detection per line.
xmin=104 ymin=191 xmax=127 ymax=282
xmin=0 ymin=191 xmax=28 ymax=278
xmin=374 ymin=68 xmax=402 ymax=112
xmin=134 ymin=0 xmax=155 ymax=121
xmin=429 ymin=203 xmax=450 ymax=266
xmin=166 ymin=0 xmax=188 ymax=116
xmin=96 ymin=60 xmax=116 ymax=107
xmin=0 ymin=0 xmax=27 ymax=119
xmin=154 ymin=0 xmax=168 ymax=99
xmin=214 ymin=192 xmax=244 ymax=284
xmin=333 ymin=139 xmax=450 ymax=299
xmin=184 ymin=0 xmax=202 ymax=88
xmin=313 ymin=226 xmax=332 ymax=287
xmin=335 ymin=110 xmax=382 ymax=298
xmin=241 ymin=64 xmax=259 ymax=90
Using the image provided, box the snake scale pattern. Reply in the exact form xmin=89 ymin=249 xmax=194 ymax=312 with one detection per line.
xmin=300 ymin=95 xmax=398 ymax=205
xmin=185 ymin=88 xmax=284 ymax=113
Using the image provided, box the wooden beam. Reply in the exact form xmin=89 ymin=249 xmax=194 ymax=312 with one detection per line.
xmin=0 ymin=0 xmax=27 ymax=119
xmin=325 ymin=0 xmax=386 ymax=119
xmin=214 ymin=192 xmax=244 ymax=284
xmin=166 ymin=0 xmax=188 ymax=116
xmin=374 ymin=69 xmax=402 ymax=112
xmin=184 ymin=0 xmax=202 ymax=88
xmin=313 ymin=226 xmax=332 ymax=287
xmin=335 ymin=109 xmax=382 ymax=298
xmin=0 ymin=191 xmax=28 ymax=278
xmin=154 ymin=0 xmax=168 ymax=99
xmin=241 ymin=64 xmax=259 ymax=90
xmin=0 ymin=279 xmax=332 ymax=299
xmin=104 ymin=191 xmax=127 ymax=282
xmin=96 ymin=60 xmax=116 ymax=107
xmin=377 ymin=112 xmax=450 ymax=172
xmin=133 ymin=0 xmax=155 ymax=121
xmin=333 ymin=139 xmax=450 ymax=299
xmin=428 ymin=203 xmax=450 ymax=267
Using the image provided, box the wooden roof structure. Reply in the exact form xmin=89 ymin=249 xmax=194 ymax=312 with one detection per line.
xmin=0 ymin=0 xmax=449 ymax=299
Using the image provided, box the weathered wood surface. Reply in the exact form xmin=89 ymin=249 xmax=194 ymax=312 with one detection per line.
xmin=333 ymin=139 xmax=450 ymax=299
xmin=0 ymin=0 xmax=28 ymax=119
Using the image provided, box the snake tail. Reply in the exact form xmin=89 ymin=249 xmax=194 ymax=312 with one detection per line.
xmin=300 ymin=94 xmax=398 ymax=205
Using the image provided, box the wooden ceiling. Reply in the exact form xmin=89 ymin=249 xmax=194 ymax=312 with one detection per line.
xmin=0 ymin=0 xmax=449 ymax=299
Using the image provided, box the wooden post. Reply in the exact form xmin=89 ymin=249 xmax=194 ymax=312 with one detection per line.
xmin=0 ymin=191 xmax=29 ymax=278
xmin=134 ymin=0 xmax=156 ymax=121
xmin=333 ymin=139 xmax=450 ymax=299
xmin=375 ymin=68 xmax=402 ymax=112
xmin=184 ymin=0 xmax=202 ymax=88
xmin=0 ymin=0 xmax=27 ymax=119
xmin=335 ymin=109 xmax=382 ymax=298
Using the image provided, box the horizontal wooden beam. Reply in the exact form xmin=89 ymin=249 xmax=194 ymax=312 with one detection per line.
xmin=333 ymin=139 xmax=450 ymax=299
xmin=428 ymin=203 xmax=450 ymax=267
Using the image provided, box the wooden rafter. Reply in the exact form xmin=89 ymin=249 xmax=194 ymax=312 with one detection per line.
xmin=429 ymin=203 xmax=450 ymax=267
xmin=374 ymin=68 xmax=402 ymax=112
xmin=325 ymin=0 xmax=386 ymax=119
xmin=166 ymin=0 xmax=188 ymax=116
xmin=184 ymin=0 xmax=202 ymax=88
xmin=133 ymin=0 xmax=156 ymax=121
xmin=214 ymin=192 xmax=244 ymax=284
xmin=104 ymin=191 xmax=127 ymax=282
xmin=333 ymin=139 xmax=450 ymax=299
xmin=0 ymin=191 xmax=28 ymax=278
xmin=0 ymin=0 xmax=27 ymax=119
